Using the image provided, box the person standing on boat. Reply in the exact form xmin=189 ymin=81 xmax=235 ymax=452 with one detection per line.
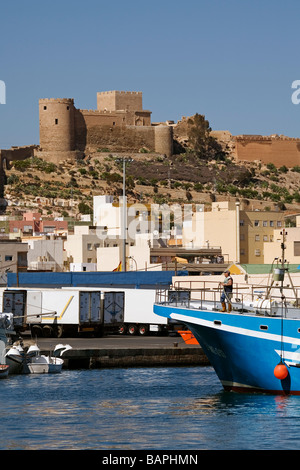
xmin=219 ymin=270 xmax=233 ymax=312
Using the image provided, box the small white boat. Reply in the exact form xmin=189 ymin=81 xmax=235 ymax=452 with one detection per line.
xmin=26 ymin=343 xmax=72 ymax=374
xmin=0 ymin=313 xmax=14 ymax=377
xmin=28 ymin=354 xmax=63 ymax=374
xmin=5 ymin=345 xmax=25 ymax=374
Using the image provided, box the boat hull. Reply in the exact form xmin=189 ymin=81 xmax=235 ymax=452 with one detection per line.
xmin=154 ymin=303 xmax=300 ymax=395
xmin=0 ymin=364 xmax=9 ymax=378
xmin=28 ymin=356 xmax=63 ymax=374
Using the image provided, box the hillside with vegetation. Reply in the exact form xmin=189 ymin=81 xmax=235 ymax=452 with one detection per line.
xmin=3 ymin=114 xmax=300 ymax=222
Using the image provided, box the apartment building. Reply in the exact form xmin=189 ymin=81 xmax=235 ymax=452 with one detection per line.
xmin=239 ymin=210 xmax=285 ymax=264
xmin=0 ymin=239 xmax=28 ymax=273
xmin=194 ymin=201 xmax=286 ymax=264
xmin=9 ymin=212 xmax=68 ymax=236
xmin=264 ymin=217 xmax=300 ymax=264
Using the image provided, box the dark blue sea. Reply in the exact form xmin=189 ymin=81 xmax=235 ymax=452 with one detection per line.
xmin=1 ymin=366 xmax=300 ymax=450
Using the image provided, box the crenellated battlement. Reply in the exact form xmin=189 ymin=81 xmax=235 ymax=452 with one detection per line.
xmin=235 ymin=134 xmax=300 ymax=142
xmin=98 ymin=91 xmax=142 ymax=95
xmin=79 ymin=109 xmax=126 ymax=114
xmin=39 ymin=98 xmax=74 ymax=104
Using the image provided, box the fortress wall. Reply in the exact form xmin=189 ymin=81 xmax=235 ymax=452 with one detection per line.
xmin=235 ymin=137 xmax=300 ymax=167
xmin=85 ymin=125 xmax=156 ymax=153
xmin=0 ymin=145 xmax=37 ymax=161
xmin=80 ymin=110 xmax=125 ymax=126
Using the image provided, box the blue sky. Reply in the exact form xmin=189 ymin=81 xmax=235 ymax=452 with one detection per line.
xmin=1 ymin=0 xmax=300 ymax=147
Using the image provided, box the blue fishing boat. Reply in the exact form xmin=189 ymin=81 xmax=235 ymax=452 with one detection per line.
xmin=154 ymin=230 xmax=300 ymax=395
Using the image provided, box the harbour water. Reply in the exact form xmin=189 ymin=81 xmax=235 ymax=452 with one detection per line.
xmin=1 ymin=365 xmax=300 ymax=450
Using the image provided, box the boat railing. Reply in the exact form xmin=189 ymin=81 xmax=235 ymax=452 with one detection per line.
xmin=155 ymin=280 xmax=300 ymax=315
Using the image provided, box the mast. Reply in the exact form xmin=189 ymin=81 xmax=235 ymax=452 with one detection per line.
xmin=276 ymin=228 xmax=299 ymax=307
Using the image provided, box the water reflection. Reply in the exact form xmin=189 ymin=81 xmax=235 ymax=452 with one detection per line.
xmin=2 ymin=367 xmax=300 ymax=449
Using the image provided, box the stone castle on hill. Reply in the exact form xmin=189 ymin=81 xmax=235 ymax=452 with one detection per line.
xmin=37 ymin=90 xmax=173 ymax=163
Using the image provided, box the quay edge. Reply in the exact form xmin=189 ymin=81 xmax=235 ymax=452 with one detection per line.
xmin=40 ymin=346 xmax=209 ymax=369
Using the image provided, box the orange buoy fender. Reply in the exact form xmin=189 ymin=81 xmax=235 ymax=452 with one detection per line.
xmin=274 ymin=362 xmax=289 ymax=380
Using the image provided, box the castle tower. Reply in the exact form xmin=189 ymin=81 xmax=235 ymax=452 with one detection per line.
xmin=154 ymin=125 xmax=173 ymax=157
xmin=39 ymin=98 xmax=75 ymax=152
xmin=97 ymin=91 xmax=143 ymax=112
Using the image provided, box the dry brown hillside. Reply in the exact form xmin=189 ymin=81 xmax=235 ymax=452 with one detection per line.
xmin=3 ymin=149 xmax=300 ymax=220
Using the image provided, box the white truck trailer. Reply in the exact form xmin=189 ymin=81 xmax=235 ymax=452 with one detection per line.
xmin=0 ymin=287 xmax=170 ymax=337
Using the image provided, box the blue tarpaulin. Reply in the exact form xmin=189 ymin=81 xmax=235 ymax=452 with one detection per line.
xmin=7 ymin=270 xmax=187 ymax=289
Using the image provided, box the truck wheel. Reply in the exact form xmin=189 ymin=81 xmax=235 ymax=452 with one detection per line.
xmin=55 ymin=325 xmax=63 ymax=338
xmin=43 ymin=325 xmax=54 ymax=337
xmin=138 ymin=325 xmax=148 ymax=336
xmin=128 ymin=324 xmax=137 ymax=335
xmin=31 ymin=325 xmax=43 ymax=337
xmin=118 ymin=324 xmax=127 ymax=335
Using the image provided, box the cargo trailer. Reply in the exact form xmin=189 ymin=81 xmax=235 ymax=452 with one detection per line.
xmin=0 ymin=287 xmax=172 ymax=337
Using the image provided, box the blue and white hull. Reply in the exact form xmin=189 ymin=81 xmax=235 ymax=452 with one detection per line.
xmin=154 ymin=302 xmax=300 ymax=395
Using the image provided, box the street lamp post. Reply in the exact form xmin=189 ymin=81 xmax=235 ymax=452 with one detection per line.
xmin=116 ymin=157 xmax=133 ymax=272
xmin=122 ymin=158 xmax=126 ymax=272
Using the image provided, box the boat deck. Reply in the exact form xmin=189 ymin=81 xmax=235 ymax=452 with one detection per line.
xmin=155 ymin=280 xmax=300 ymax=319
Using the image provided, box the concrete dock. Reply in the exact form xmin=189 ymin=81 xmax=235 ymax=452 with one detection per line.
xmin=34 ymin=335 xmax=210 ymax=369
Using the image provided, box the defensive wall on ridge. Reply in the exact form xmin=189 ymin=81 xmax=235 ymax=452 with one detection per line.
xmin=2 ymin=91 xmax=300 ymax=169
xmin=0 ymin=145 xmax=37 ymax=199
xmin=234 ymin=135 xmax=300 ymax=167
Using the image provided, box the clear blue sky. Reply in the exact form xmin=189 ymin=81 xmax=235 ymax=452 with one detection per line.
xmin=1 ymin=0 xmax=300 ymax=148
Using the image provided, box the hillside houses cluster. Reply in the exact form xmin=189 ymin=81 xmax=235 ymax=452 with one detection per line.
xmin=0 ymin=196 xmax=299 ymax=276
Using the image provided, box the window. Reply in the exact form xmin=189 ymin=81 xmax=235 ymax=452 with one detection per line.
xmin=55 ymin=119 xmax=58 ymax=125
xmin=294 ymin=242 xmax=300 ymax=257
xmin=240 ymin=234 xmax=245 ymax=241
xmin=44 ymin=226 xmax=55 ymax=233
xmin=44 ymin=106 xmax=47 ymax=110
xmin=263 ymin=220 xmax=268 ymax=227
xmin=240 ymin=249 xmax=245 ymax=256
xmin=67 ymin=106 xmax=69 ymax=110
xmin=270 ymin=221 xmax=274 ymax=227
xmin=87 ymin=243 xmax=92 ymax=251
xmin=277 ymin=221 xmax=282 ymax=227
xmin=254 ymin=220 xmax=259 ymax=227
xmin=255 ymin=235 xmax=260 ymax=241
xmin=255 ymin=249 xmax=261 ymax=256
xmin=5 ymin=255 xmax=13 ymax=261
xmin=263 ymin=235 xmax=268 ymax=241
xmin=240 ymin=219 xmax=244 ymax=226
